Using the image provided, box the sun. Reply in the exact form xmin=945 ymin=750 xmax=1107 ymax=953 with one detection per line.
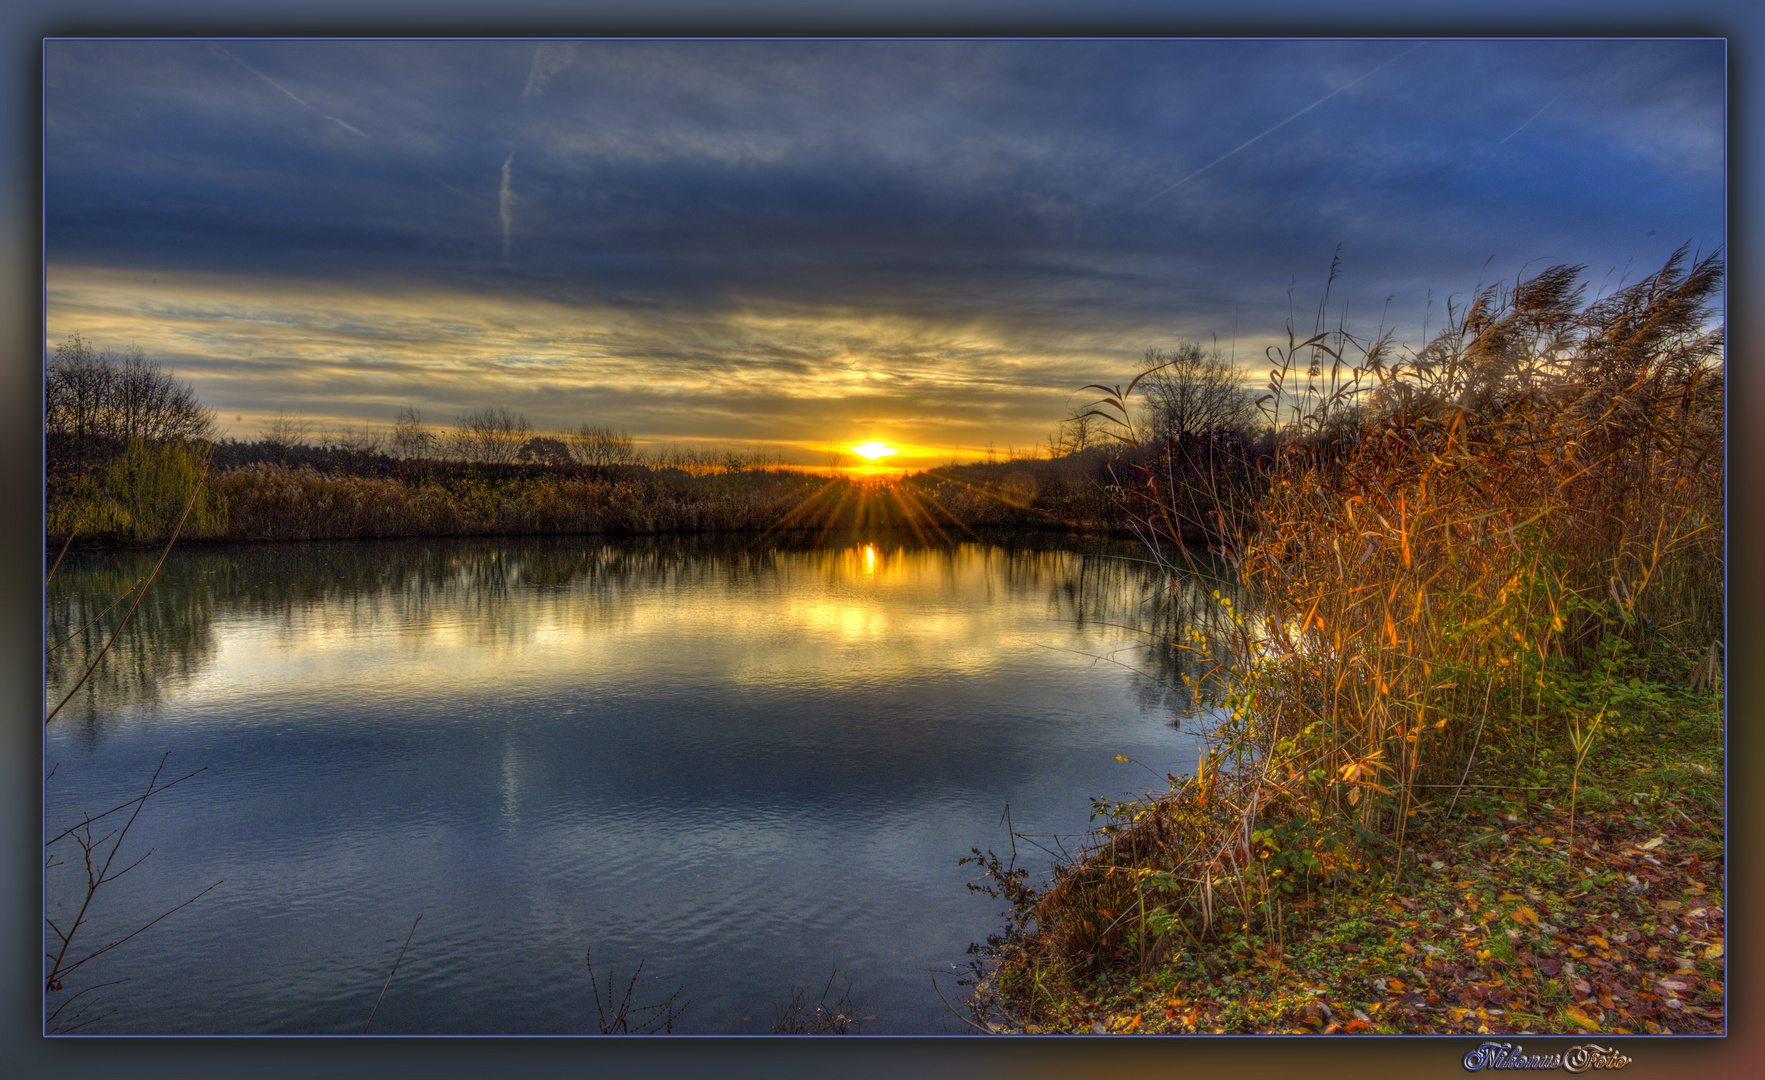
xmin=850 ymin=442 xmax=897 ymax=461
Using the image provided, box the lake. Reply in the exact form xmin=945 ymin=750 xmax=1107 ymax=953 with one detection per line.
xmin=44 ymin=530 xmax=1232 ymax=1034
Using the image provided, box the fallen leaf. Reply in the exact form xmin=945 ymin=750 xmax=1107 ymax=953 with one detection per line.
xmin=1511 ymin=907 xmax=1539 ymax=927
xmin=1640 ymin=837 xmax=1665 ymax=850
xmin=1703 ymin=943 xmax=1724 ymax=960
xmin=1564 ymin=1005 xmax=1603 ymax=1032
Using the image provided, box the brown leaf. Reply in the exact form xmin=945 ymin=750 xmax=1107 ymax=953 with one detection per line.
xmin=1565 ymin=1005 xmax=1603 ymax=1032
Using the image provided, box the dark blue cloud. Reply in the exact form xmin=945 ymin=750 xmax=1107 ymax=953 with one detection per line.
xmin=43 ymin=38 xmax=1725 ymax=452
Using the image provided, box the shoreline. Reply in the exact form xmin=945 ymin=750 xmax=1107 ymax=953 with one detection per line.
xmin=963 ymin=692 xmax=1724 ymax=1036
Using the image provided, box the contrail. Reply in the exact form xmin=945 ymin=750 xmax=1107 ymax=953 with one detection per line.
xmin=1500 ymin=90 xmax=1565 ymax=144
xmin=500 ymin=153 xmax=515 ymax=264
xmin=423 ymin=170 xmax=486 ymax=206
xmin=212 ymin=44 xmax=369 ymax=139
xmin=524 ymin=42 xmax=578 ymax=97
xmin=1140 ymin=42 xmax=1425 ymax=205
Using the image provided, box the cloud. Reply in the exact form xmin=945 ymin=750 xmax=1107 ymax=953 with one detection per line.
xmin=500 ymin=153 xmax=515 ymax=264
xmin=45 ymin=264 xmax=1215 ymax=458
xmin=43 ymin=39 xmax=1724 ymax=459
xmin=523 ymin=42 xmax=578 ymax=98
xmin=1140 ymin=42 xmax=1425 ymax=205
xmin=210 ymin=44 xmax=370 ymax=140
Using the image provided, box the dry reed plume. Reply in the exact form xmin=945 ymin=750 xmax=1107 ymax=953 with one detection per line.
xmin=969 ymin=247 xmax=1724 ymax=1026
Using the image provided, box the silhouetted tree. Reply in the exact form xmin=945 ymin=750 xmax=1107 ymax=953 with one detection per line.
xmin=46 ymin=335 xmax=215 ymax=474
xmin=569 ymin=424 xmax=638 ymax=467
xmin=1047 ymin=403 xmax=1101 ymax=457
xmin=331 ymin=421 xmax=384 ymax=458
xmin=517 ymin=435 xmax=574 ymax=466
xmin=453 ymin=406 xmax=532 ymax=464
xmin=1137 ymin=343 xmax=1258 ymax=449
xmin=390 ymin=407 xmax=435 ymax=460
xmin=260 ymin=410 xmax=312 ymax=461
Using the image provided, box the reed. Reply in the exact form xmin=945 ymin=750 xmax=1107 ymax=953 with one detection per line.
xmin=967 ymin=248 xmax=1724 ymax=1029
xmin=1213 ymin=246 xmax=1723 ymax=834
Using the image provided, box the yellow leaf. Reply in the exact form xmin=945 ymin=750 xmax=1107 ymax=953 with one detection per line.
xmin=1564 ymin=1006 xmax=1602 ymax=1033
xmin=1704 ymin=943 xmax=1724 ymax=960
xmin=1640 ymin=836 xmax=1665 ymax=850
xmin=1497 ymin=892 xmax=1524 ymax=902
xmin=1511 ymin=906 xmax=1539 ymax=927
xmin=1588 ymin=934 xmax=1609 ymax=949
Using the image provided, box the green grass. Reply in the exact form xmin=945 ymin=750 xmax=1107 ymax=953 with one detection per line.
xmin=969 ymin=689 xmax=1723 ymax=1035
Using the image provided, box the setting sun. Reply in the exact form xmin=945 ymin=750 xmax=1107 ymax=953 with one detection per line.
xmin=850 ymin=442 xmax=897 ymax=461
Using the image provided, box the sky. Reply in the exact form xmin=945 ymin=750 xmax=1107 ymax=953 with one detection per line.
xmin=43 ymin=38 xmax=1725 ymax=471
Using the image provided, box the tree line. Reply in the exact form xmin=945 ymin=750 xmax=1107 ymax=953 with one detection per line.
xmin=43 ymin=336 xmax=800 ymax=484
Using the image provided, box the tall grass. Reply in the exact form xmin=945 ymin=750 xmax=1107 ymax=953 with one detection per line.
xmin=966 ymin=248 xmax=1724 ymax=1014
xmin=1212 ymin=247 xmax=1723 ymax=831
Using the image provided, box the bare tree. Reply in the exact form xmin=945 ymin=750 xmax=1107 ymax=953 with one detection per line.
xmin=1047 ymin=404 xmax=1101 ymax=458
xmin=390 ymin=407 xmax=435 ymax=460
xmin=453 ymin=406 xmax=532 ymax=465
xmin=1137 ymin=343 xmax=1258 ymax=448
xmin=331 ymin=421 xmax=384 ymax=457
xmin=720 ymin=446 xmax=782 ymax=474
xmin=568 ymin=424 xmax=638 ymax=467
xmin=47 ymin=335 xmax=216 ymax=473
xmin=260 ymin=410 xmax=312 ymax=458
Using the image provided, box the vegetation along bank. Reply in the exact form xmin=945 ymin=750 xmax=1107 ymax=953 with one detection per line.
xmin=961 ymin=248 xmax=1725 ymax=1036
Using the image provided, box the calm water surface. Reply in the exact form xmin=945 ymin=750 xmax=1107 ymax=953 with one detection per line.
xmin=45 ymin=531 xmax=1231 ymax=1034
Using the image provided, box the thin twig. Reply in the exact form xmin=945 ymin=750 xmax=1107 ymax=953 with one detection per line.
xmin=929 ymin=969 xmax=995 ymax=1034
xmin=47 ymin=577 xmax=146 ymax=655
xmin=47 ymin=752 xmax=173 ymax=984
xmin=46 ymin=526 xmax=78 ymax=588
xmin=45 ymin=765 xmax=207 ymax=847
xmin=51 ymin=880 xmax=221 ymax=986
xmin=363 ymin=914 xmax=422 ymax=1034
xmin=46 ymin=450 xmax=211 ymax=725
xmin=46 ymin=977 xmax=130 ymax=1029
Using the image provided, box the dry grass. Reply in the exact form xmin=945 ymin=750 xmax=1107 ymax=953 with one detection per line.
xmin=969 ymin=247 xmax=1725 ymax=1031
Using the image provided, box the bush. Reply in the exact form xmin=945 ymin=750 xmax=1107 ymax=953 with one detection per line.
xmin=50 ymin=438 xmax=224 ymax=543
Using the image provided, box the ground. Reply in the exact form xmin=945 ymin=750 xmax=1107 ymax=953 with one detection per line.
xmin=977 ymin=696 xmax=1724 ymax=1036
